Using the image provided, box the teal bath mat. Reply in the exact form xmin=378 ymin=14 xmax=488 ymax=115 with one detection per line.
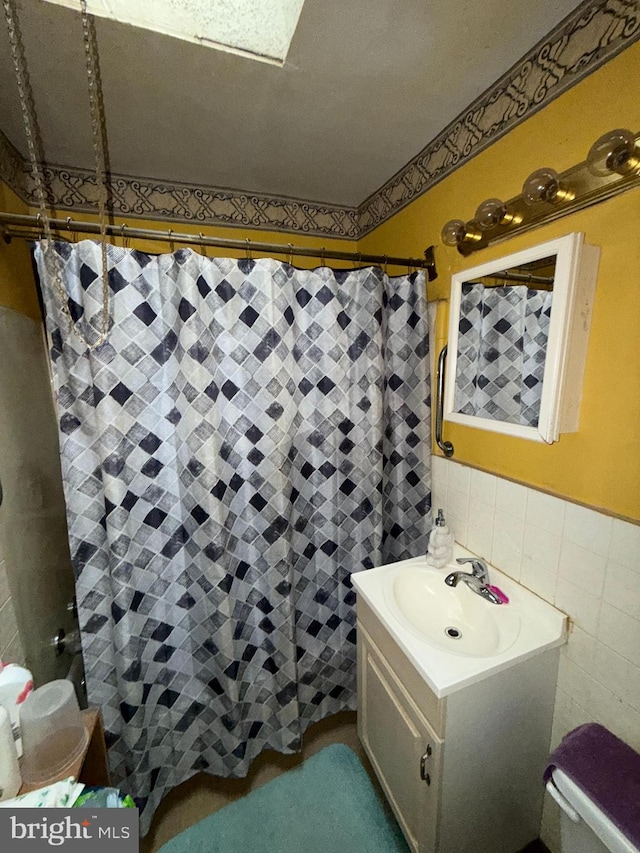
xmin=158 ymin=744 xmax=409 ymax=853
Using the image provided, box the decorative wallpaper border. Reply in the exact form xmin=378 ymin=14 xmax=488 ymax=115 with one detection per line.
xmin=0 ymin=143 xmax=359 ymax=240
xmin=0 ymin=131 xmax=26 ymax=201
xmin=358 ymin=0 xmax=640 ymax=235
xmin=1 ymin=0 xmax=639 ymax=240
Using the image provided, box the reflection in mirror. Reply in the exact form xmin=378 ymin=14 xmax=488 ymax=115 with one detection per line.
xmin=444 ymin=233 xmax=600 ymax=444
xmin=454 ymin=255 xmax=555 ymax=428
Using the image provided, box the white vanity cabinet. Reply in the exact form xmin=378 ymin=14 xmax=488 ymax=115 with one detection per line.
xmin=357 ymin=597 xmax=560 ymax=853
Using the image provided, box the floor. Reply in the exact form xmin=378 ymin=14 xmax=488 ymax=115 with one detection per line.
xmin=140 ymin=710 xmax=552 ymax=853
xmin=140 ymin=710 xmax=369 ymax=853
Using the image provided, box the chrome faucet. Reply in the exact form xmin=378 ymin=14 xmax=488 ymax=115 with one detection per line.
xmin=444 ymin=557 xmax=503 ymax=605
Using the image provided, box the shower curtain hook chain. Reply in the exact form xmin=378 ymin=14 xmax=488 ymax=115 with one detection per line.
xmin=245 ymin=238 xmax=252 ymax=260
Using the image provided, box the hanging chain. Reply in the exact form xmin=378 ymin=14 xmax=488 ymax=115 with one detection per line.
xmin=2 ymin=0 xmax=51 ymax=240
xmin=79 ymin=0 xmax=110 ymax=347
xmin=3 ymin=0 xmax=111 ymax=349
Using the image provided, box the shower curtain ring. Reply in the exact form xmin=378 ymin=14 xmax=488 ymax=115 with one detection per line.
xmin=357 ymin=251 xmax=362 ymax=267
xmin=120 ymin=223 xmax=129 ymax=249
xmin=287 ymin=243 xmax=294 ymax=265
xmin=245 ymin=238 xmax=252 ymax=260
xmin=168 ymin=229 xmax=175 ymax=253
xmin=383 ymin=254 xmax=388 ymax=274
xmin=321 ymin=246 xmax=326 ymax=266
xmin=66 ymin=216 xmax=76 ymax=242
xmin=199 ymin=233 xmax=207 ymax=256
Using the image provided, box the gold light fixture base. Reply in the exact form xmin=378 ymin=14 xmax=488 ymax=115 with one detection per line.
xmin=447 ymin=129 xmax=640 ymax=255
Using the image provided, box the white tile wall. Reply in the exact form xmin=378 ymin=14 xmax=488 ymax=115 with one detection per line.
xmin=0 ymin=554 xmax=25 ymax=666
xmin=431 ymin=457 xmax=640 ymax=852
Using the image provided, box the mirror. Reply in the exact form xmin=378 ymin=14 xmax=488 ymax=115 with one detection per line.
xmin=444 ymin=233 xmax=599 ymax=443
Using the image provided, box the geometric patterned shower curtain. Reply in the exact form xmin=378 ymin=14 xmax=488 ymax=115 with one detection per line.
xmin=454 ymin=282 xmax=553 ymax=427
xmin=34 ymin=242 xmax=432 ymax=833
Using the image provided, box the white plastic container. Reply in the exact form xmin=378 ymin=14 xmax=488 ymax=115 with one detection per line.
xmin=0 ymin=659 xmax=34 ymax=757
xmin=20 ymin=680 xmax=88 ymax=787
xmin=0 ymin=706 xmax=21 ymax=801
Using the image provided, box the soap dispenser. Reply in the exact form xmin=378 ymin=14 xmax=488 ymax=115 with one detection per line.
xmin=426 ymin=508 xmax=454 ymax=569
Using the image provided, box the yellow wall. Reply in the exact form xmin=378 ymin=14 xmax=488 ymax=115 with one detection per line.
xmin=360 ymin=42 xmax=640 ymax=522
xmin=2 ymin=42 xmax=639 ymax=520
xmin=0 ymin=181 xmax=41 ymax=320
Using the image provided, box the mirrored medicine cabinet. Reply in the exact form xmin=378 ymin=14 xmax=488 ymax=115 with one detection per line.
xmin=443 ymin=232 xmax=600 ymax=444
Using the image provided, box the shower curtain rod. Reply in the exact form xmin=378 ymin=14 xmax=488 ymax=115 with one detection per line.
xmin=0 ymin=212 xmax=437 ymax=276
xmin=491 ymin=270 xmax=554 ymax=286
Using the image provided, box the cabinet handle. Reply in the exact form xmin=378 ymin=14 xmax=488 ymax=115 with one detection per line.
xmin=420 ymin=745 xmax=432 ymax=783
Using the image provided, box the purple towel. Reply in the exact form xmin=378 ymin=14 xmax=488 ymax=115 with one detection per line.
xmin=544 ymin=723 xmax=640 ymax=847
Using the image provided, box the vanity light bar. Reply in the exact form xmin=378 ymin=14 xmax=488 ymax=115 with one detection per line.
xmin=441 ymin=128 xmax=640 ymax=255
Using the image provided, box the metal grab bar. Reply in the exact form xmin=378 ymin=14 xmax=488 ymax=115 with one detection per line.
xmin=435 ymin=345 xmax=454 ymax=457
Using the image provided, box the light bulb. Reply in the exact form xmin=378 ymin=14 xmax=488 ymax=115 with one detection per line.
xmin=522 ymin=168 xmax=573 ymax=205
xmin=441 ymin=220 xmax=466 ymax=246
xmin=440 ymin=220 xmax=482 ymax=247
xmin=475 ymin=198 xmax=508 ymax=230
xmin=587 ymin=128 xmax=639 ymax=176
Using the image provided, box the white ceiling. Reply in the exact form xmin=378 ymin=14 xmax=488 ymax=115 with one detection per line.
xmin=0 ymin=0 xmax=583 ymax=208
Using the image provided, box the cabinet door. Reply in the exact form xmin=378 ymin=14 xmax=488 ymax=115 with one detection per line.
xmin=358 ymin=625 xmax=443 ymax=853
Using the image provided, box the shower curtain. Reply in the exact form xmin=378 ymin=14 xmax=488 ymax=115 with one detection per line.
xmin=34 ymin=241 xmax=432 ymax=832
xmin=454 ymin=282 xmax=553 ymax=427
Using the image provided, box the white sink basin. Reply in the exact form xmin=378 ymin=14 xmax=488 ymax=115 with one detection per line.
xmin=391 ymin=564 xmax=521 ymax=657
xmin=351 ymin=544 xmax=568 ymax=697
